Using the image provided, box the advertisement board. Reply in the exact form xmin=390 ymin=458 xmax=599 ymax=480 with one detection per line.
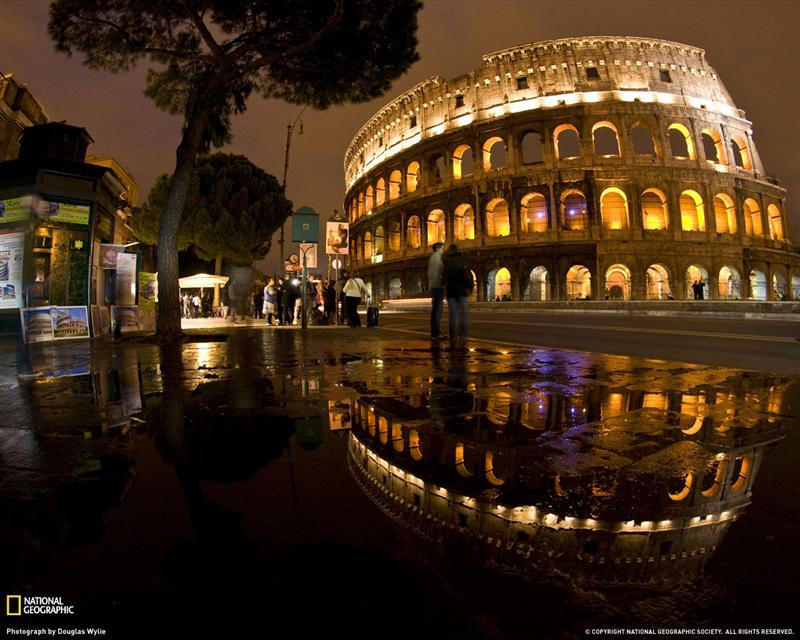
xmin=51 ymin=306 xmax=90 ymax=340
xmin=0 ymin=231 xmax=25 ymax=309
xmin=325 ymin=221 xmax=349 ymax=255
xmin=116 ymin=252 xmax=137 ymax=306
xmin=112 ymin=305 xmax=140 ymax=333
xmin=298 ymin=243 xmax=317 ymax=269
xmin=36 ymin=199 xmax=91 ymax=226
xmin=0 ymin=197 xmax=33 ymax=224
xmin=100 ymin=244 xmax=124 ymax=269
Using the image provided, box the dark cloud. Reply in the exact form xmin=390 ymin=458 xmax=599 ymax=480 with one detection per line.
xmin=2 ymin=0 xmax=797 ymax=274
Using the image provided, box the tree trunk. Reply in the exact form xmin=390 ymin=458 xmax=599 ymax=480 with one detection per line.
xmin=156 ymin=107 xmax=208 ymax=340
xmin=213 ymin=255 xmax=222 ymax=307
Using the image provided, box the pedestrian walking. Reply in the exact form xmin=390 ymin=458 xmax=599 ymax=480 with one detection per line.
xmin=336 ymin=270 xmax=349 ymax=325
xmin=323 ymin=280 xmax=337 ymax=325
xmin=253 ymin=286 xmax=264 ymax=319
xmin=275 ymin=277 xmax=285 ymax=325
xmin=343 ymin=271 xmax=367 ymax=327
xmin=443 ymin=244 xmax=473 ymax=339
xmin=192 ymin=293 xmax=201 ymax=318
xmin=428 ymin=242 xmax=445 ymax=338
xmin=264 ymin=278 xmax=277 ymax=325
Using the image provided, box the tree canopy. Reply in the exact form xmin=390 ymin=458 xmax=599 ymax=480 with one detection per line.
xmin=133 ymin=153 xmax=292 ymax=266
xmin=48 ymin=0 xmax=422 ymax=338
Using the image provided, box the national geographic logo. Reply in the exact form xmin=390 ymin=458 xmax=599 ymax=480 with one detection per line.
xmin=5 ymin=596 xmax=74 ymax=615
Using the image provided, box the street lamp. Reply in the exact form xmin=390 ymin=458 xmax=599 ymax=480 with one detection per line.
xmin=278 ymin=106 xmax=308 ymax=272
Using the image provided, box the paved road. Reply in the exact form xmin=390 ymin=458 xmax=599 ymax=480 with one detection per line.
xmin=377 ymin=309 xmax=800 ymax=374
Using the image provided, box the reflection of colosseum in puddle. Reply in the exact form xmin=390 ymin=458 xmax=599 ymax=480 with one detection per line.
xmin=347 ymin=374 xmax=786 ymax=586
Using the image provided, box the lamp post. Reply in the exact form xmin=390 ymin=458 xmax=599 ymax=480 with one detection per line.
xmin=278 ymin=106 xmax=308 ymax=272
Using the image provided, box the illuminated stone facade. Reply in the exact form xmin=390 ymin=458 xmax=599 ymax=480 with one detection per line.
xmin=343 ymin=36 xmax=798 ymax=302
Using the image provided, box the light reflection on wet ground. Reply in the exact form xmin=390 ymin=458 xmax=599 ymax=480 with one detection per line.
xmin=1 ymin=330 xmax=799 ymax=638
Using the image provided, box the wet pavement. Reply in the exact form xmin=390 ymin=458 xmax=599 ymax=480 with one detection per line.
xmin=1 ymin=329 xmax=799 ymax=639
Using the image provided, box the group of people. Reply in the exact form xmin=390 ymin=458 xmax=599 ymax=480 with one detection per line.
xmin=252 ymin=276 xmax=340 ymax=326
xmin=428 ymin=242 xmax=474 ymax=340
xmin=181 ymin=291 xmax=213 ymax=319
xmin=691 ymin=280 xmax=706 ymax=300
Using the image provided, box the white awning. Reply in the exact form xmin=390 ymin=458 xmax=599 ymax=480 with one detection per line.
xmin=178 ymin=273 xmax=229 ymax=289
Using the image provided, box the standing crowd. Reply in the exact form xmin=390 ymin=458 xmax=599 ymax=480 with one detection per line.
xmin=428 ymin=242 xmax=474 ymax=340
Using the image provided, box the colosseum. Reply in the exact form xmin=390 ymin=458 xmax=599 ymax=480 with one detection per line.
xmin=343 ymin=36 xmax=799 ymax=302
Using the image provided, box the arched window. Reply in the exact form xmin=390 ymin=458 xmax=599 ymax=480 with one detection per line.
xmin=554 ymin=124 xmax=581 ymax=159
xmin=685 ymin=265 xmax=709 ymax=299
xmin=592 ymin=121 xmax=620 ymax=157
xmin=749 ymin=269 xmax=767 ymax=300
xmin=375 ymin=178 xmax=386 ymax=207
xmin=487 ymin=392 xmax=512 ymax=425
xmin=642 ymin=188 xmax=669 ymax=230
xmin=680 ymin=190 xmax=706 ymax=231
xmin=388 ymin=220 xmax=401 ymax=252
xmin=452 ymin=144 xmax=474 ymax=179
xmin=631 ymin=124 xmax=656 ymax=156
xmin=388 ymin=277 xmax=402 ymax=299
xmin=526 ymin=266 xmax=550 ymax=301
xmin=646 ymin=264 xmax=671 ymax=300
xmin=600 ymin=187 xmax=628 ymax=230
xmin=349 ymin=199 xmax=357 ymax=223
xmin=430 ymin=153 xmax=446 ymax=184
xmin=561 ymin=190 xmax=588 ymax=230
xmin=374 ymin=226 xmax=385 ymax=255
xmin=353 ymin=234 xmax=362 ymax=261
xmin=773 ymin=272 xmax=787 ymax=300
xmin=363 ymin=231 xmax=373 ymax=259
xmin=406 ymin=215 xmax=421 ymax=248
xmin=391 ymin=421 xmax=404 ymax=452
xmin=713 ymin=193 xmax=736 ymax=234
xmin=406 ymin=161 xmax=420 ymax=193
xmin=701 ymin=129 xmax=726 ymax=164
xmin=487 ymin=267 xmax=511 ymax=301
xmin=453 ymin=204 xmax=475 ymax=240
xmin=768 ymin=204 xmax=784 ymax=240
xmin=521 ymin=131 xmax=543 ymax=164
xmin=357 ymin=191 xmax=365 ymax=217
xmin=730 ymin=135 xmax=753 ymax=170
xmin=365 ymin=186 xmax=374 ymax=214
xmin=520 ymin=193 xmax=548 ymax=233
xmin=604 ymin=264 xmax=631 ymax=300
xmin=426 ymin=209 xmax=445 ymax=245
xmin=718 ymin=266 xmax=741 ymax=300
xmin=566 ymin=264 xmax=592 ymax=299
xmin=409 ymin=428 xmax=422 ymax=460
xmin=483 ymin=136 xmax=507 ymax=171
xmin=743 ymin=198 xmax=763 ymax=236
xmin=792 ymin=274 xmax=800 ymax=301
xmin=667 ymin=123 xmax=695 ymax=159
xmin=389 ymin=170 xmax=402 ymax=200
xmin=485 ymin=198 xmax=510 ymax=237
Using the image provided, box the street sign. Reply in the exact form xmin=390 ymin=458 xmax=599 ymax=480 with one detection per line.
xmin=292 ymin=206 xmax=319 ymax=243
xmin=288 ymin=253 xmax=299 ymax=264
xmin=326 ymin=221 xmax=349 ymax=254
xmin=299 ymin=243 xmax=317 ymax=268
xmin=331 ymin=258 xmax=342 ymax=270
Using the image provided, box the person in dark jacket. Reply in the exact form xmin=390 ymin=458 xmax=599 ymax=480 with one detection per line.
xmin=275 ymin=276 xmax=285 ymax=325
xmin=442 ymin=244 xmax=473 ymax=339
xmin=323 ymin=280 xmax=337 ymax=325
xmin=253 ymin=286 xmax=264 ymax=319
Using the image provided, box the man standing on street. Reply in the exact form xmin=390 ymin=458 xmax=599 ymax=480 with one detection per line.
xmin=428 ymin=242 xmax=445 ymax=339
xmin=443 ymin=244 xmax=473 ymax=340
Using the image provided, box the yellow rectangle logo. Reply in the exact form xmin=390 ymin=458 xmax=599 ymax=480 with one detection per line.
xmin=6 ymin=595 xmax=22 ymax=616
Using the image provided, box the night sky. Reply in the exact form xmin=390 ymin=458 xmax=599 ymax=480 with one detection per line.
xmin=1 ymin=0 xmax=798 ymax=273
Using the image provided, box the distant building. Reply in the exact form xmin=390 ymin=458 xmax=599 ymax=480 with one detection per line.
xmin=0 ymin=73 xmax=48 ymax=162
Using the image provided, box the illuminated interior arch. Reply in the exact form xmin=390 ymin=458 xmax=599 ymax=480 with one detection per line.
xmin=645 ymin=264 xmax=671 ymax=300
xmin=485 ymin=450 xmax=505 ymax=486
xmin=374 ymin=226 xmax=384 ymax=255
xmin=604 ymin=264 xmax=631 ymax=300
xmin=365 ymin=185 xmax=374 ymax=214
xmin=773 ymin=271 xmax=787 ymax=300
xmin=426 ymin=209 xmax=445 ymax=245
xmin=680 ymin=190 xmax=706 ymax=231
xmin=452 ymin=143 xmax=474 ymax=180
xmin=767 ymin=203 xmax=784 ymax=240
xmin=388 ymin=220 xmax=401 ymax=252
xmin=667 ymin=123 xmax=695 ymax=159
xmin=713 ymin=193 xmax=736 ymax=234
xmin=560 ymin=189 xmax=588 ymax=230
xmin=527 ymin=265 xmax=550 ymax=301
xmin=566 ymin=264 xmax=592 ymax=299
xmin=388 ymin=170 xmax=402 ymax=200
xmin=375 ymin=178 xmax=386 ymax=207
xmin=520 ymin=192 xmax=548 ymax=233
xmin=743 ymin=198 xmax=763 ymax=236
xmin=453 ymin=203 xmax=475 ymax=240
xmin=730 ymin=134 xmax=753 ymax=170
xmin=378 ymin=415 xmax=388 ymax=444
xmin=642 ymin=188 xmax=669 ymax=230
xmin=357 ymin=191 xmax=365 ymax=217
xmin=406 ymin=215 xmax=421 ymax=249
xmin=749 ymin=269 xmax=767 ymax=300
xmin=485 ymin=198 xmax=510 ymax=237
xmin=363 ymin=231 xmax=373 ymax=259
xmin=406 ymin=161 xmax=420 ymax=193
xmin=701 ymin=128 xmax=726 ymax=164
xmin=391 ymin=422 xmax=404 ymax=452
xmin=482 ymin=136 xmax=507 ymax=171
xmin=409 ymin=429 xmax=422 ymax=461
xmin=718 ymin=266 xmax=741 ymax=299
xmin=685 ymin=264 xmax=709 ymax=299
xmin=487 ymin=268 xmax=511 ymax=301
xmin=553 ymin=123 xmax=581 ymax=159
xmin=600 ymin=187 xmax=628 ymax=230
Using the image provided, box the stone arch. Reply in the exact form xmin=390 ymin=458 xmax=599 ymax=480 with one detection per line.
xmin=767 ymin=203 xmax=785 ymax=240
xmin=426 ymin=209 xmax=446 ymax=246
xmin=561 ymin=189 xmax=588 ymax=230
xmin=357 ymin=191 xmax=365 ymax=217
xmin=642 ymin=188 xmax=669 ymax=230
xmin=388 ymin=277 xmax=402 ymax=299
xmin=520 ymin=130 xmax=544 ymax=164
xmin=487 ymin=267 xmax=512 ymax=301
xmin=553 ymin=124 xmax=581 ymax=159
xmin=363 ymin=231 xmax=373 ymax=259
xmin=374 ymin=226 xmax=385 ymax=256
xmin=429 ymin=152 xmax=446 ymax=185
xmin=792 ymin=273 xmax=800 ymax=300
xmin=685 ymin=264 xmax=710 ymax=299
xmin=592 ymin=120 xmax=620 ymax=156
xmin=485 ymin=197 xmax=510 ymax=237
xmin=646 ymin=263 xmax=671 ymax=300
xmin=600 ymin=187 xmax=629 ymax=230
xmin=679 ymin=190 xmax=706 ymax=231
xmin=453 ymin=203 xmax=475 ymax=240
xmin=604 ymin=263 xmax=631 ymax=300
xmin=631 ymin=123 xmax=656 ymax=156
xmin=452 ymin=143 xmax=474 ymax=179
xmin=773 ymin=271 xmax=788 ymax=300
xmin=701 ymin=128 xmax=726 ymax=164
xmin=387 ymin=219 xmax=401 ymax=252
xmin=730 ymin=134 xmax=753 ymax=170
xmin=406 ymin=161 xmax=420 ymax=193
xmin=487 ymin=391 xmax=512 ymax=424
xmin=408 ymin=429 xmax=422 ymax=461
xmin=718 ymin=266 xmax=741 ymax=299
xmin=482 ymin=136 xmax=507 ymax=171
xmin=749 ymin=269 xmax=767 ymax=300
xmin=566 ymin=264 xmax=592 ymax=299
xmin=667 ymin=123 xmax=695 ymax=159
xmin=468 ymin=270 xmax=477 ymax=302
xmin=526 ymin=265 xmax=550 ymax=301
xmin=388 ymin=170 xmax=402 ymax=200
xmin=375 ymin=178 xmax=386 ymax=207
xmin=713 ymin=193 xmax=737 ymax=234
xmin=743 ymin=198 xmax=763 ymax=236
xmin=520 ymin=192 xmax=548 ymax=233
xmin=406 ymin=215 xmax=421 ymax=249
xmin=365 ymin=185 xmax=374 ymax=214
